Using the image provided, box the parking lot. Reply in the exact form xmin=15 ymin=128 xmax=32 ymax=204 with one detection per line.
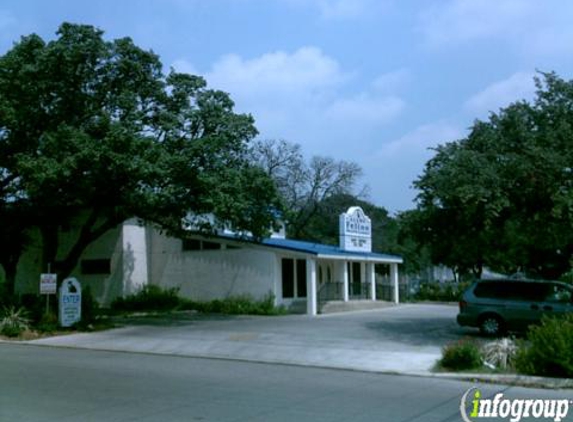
xmin=29 ymin=303 xmax=470 ymax=374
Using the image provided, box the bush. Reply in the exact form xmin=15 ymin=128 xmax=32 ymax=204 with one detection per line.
xmin=181 ymin=293 xmax=285 ymax=316
xmin=80 ymin=286 xmax=98 ymax=324
xmin=415 ymin=281 xmax=470 ymax=302
xmin=0 ymin=306 xmax=31 ymax=337
xmin=514 ymin=314 xmax=573 ymax=378
xmin=438 ymin=338 xmax=482 ymax=371
xmin=111 ymin=285 xmax=180 ymax=312
xmin=37 ymin=312 xmax=59 ymax=333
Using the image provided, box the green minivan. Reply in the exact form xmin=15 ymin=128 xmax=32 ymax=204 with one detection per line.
xmin=457 ymin=279 xmax=573 ymax=336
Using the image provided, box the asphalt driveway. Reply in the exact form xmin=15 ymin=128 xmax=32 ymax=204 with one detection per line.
xmin=29 ymin=303 xmax=465 ymax=374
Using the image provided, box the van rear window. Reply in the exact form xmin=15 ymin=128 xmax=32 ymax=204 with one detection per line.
xmin=474 ymin=281 xmax=551 ymax=301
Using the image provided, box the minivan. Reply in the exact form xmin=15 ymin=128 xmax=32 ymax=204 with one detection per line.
xmin=457 ymin=279 xmax=573 ymax=335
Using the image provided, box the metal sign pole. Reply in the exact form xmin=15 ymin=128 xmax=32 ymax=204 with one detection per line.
xmin=46 ymin=263 xmax=51 ymax=315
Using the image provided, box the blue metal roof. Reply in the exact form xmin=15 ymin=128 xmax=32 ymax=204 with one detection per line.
xmin=259 ymin=237 xmax=403 ymax=263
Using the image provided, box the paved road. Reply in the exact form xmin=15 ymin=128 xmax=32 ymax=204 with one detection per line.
xmin=31 ymin=304 xmax=467 ymax=374
xmin=1 ymin=344 xmax=571 ymax=422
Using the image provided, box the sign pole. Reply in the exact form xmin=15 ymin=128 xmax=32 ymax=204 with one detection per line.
xmin=46 ymin=263 xmax=51 ymax=315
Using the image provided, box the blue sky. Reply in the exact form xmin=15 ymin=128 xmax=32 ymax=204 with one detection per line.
xmin=2 ymin=0 xmax=573 ymax=212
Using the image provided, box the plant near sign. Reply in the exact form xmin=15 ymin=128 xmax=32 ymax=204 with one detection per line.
xmin=0 ymin=306 xmax=31 ymax=337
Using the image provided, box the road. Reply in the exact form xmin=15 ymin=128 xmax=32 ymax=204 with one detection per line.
xmin=1 ymin=343 xmax=571 ymax=422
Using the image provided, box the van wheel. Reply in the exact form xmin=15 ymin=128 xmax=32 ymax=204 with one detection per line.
xmin=479 ymin=315 xmax=504 ymax=336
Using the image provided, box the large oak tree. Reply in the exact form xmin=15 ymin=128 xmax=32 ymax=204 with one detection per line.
xmin=0 ymin=23 xmax=280 ymax=296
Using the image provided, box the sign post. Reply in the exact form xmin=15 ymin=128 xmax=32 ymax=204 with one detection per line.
xmin=59 ymin=278 xmax=82 ymax=328
xmin=40 ymin=267 xmax=57 ymax=314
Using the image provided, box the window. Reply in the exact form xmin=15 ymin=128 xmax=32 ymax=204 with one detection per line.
xmin=182 ymin=239 xmax=221 ymax=251
xmin=182 ymin=239 xmax=201 ymax=251
xmin=282 ymin=258 xmax=294 ymax=298
xmin=296 ymin=259 xmax=307 ymax=297
xmin=281 ymin=258 xmax=307 ymax=299
xmin=81 ymin=259 xmax=111 ymax=275
xmin=202 ymin=241 xmax=221 ymax=250
xmin=545 ymin=284 xmax=573 ymax=303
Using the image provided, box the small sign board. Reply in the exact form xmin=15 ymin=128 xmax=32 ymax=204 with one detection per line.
xmin=40 ymin=273 xmax=57 ymax=295
xmin=59 ymin=278 xmax=82 ymax=328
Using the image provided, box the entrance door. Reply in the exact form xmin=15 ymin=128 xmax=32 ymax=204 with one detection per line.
xmin=348 ymin=262 xmax=362 ymax=297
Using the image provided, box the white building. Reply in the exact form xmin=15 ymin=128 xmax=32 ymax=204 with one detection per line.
xmin=12 ymin=207 xmax=403 ymax=315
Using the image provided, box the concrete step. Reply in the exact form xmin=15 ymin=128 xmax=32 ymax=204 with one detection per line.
xmin=319 ymin=300 xmax=395 ymax=314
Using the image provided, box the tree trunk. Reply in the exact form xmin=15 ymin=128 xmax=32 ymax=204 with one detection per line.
xmin=2 ymin=260 xmax=18 ymax=298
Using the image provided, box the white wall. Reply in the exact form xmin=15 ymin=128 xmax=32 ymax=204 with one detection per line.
xmin=148 ymin=231 xmax=278 ymax=302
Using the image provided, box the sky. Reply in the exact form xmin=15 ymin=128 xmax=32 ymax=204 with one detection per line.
xmin=1 ymin=0 xmax=573 ymax=213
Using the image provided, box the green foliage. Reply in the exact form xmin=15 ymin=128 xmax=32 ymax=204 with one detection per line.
xmin=514 ymin=314 xmax=573 ymax=378
xmin=414 ymin=281 xmax=470 ymax=302
xmin=411 ymin=72 xmax=573 ymax=280
xmin=181 ymin=293 xmax=286 ymax=316
xmin=0 ymin=306 xmax=31 ymax=337
xmin=0 ymin=22 xmax=280 ymax=294
xmin=438 ymin=338 xmax=482 ymax=371
xmin=559 ymin=269 xmax=573 ymax=285
xmin=80 ymin=286 xmax=98 ymax=324
xmin=36 ymin=312 xmax=59 ymax=333
xmin=111 ymin=285 xmax=181 ymax=312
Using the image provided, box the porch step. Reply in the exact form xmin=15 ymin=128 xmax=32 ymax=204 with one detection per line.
xmin=319 ymin=300 xmax=395 ymax=314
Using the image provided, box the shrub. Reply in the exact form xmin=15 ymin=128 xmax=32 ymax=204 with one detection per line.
xmin=415 ymin=281 xmax=470 ymax=302
xmin=0 ymin=306 xmax=31 ymax=337
xmin=80 ymin=286 xmax=98 ymax=324
xmin=37 ymin=312 xmax=59 ymax=333
xmin=111 ymin=285 xmax=181 ymax=312
xmin=438 ymin=338 xmax=482 ymax=371
xmin=514 ymin=314 xmax=573 ymax=378
xmin=181 ymin=293 xmax=285 ymax=316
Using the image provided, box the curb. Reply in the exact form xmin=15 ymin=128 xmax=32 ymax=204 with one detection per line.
xmin=2 ymin=339 xmax=571 ymax=390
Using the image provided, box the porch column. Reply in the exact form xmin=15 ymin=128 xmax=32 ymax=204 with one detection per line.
xmin=306 ymin=258 xmax=317 ymax=316
xmin=390 ymin=263 xmax=399 ymax=304
xmin=368 ymin=263 xmax=376 ymax=301
xmin=342 ymin=261 xmax=349 ymax=302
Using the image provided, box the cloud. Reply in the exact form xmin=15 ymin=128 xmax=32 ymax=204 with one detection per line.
xmin=284 ymin=0 xmax=388 ymax=20
xmin=418 ymin=0 xmax=573 ymax=57
xmin=326 ymin=94 xmax=405 ymax=124
xmin=464 ymin=72 xmax=536 ymax=115
xmin=172 ymin=48 xmax=405 ymax=153
xmin=204 ymin=47 xmax=345 ymax=101
xmin=365 ymin=121 xmax=465 ymax=211
xmin=372 ymin=68 xmax=411 ymax=93
xmin=375 ymin=121 xmax=463 ymax=159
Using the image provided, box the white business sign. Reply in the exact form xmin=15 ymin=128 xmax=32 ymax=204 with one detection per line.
xmin=339 ymin=206 xmax=372 ymax=252
xmin=59 ymin=278 xmax=82 ymax=328
xmin=40 ymin=273 xmax=57 ymax=295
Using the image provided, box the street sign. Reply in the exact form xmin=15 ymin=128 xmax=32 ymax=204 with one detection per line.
xmin=59 ymin=278 xmax=82 ymax=327
xmin=40 ymin=273 xmax=57 ymax=295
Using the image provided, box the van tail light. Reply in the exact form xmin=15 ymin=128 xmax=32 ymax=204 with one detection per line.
xmin=459 ymin=300 xmax=468 ymax=311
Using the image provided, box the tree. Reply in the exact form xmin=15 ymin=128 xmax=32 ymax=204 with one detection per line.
xmin=0 ymin=23 xmax=280 ymax=296
xmin=250 ymin=139 xmax=363 ymax=238
xmin=411 ymin=72 xmax=573 ymax=279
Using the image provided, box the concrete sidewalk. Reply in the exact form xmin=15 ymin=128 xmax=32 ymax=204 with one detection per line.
xmin=28 ymin=305 xmax=443 ymax=375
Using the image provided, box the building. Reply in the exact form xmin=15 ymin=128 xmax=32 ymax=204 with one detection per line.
xmin=13 ymin=206 xmax=403 ymax=315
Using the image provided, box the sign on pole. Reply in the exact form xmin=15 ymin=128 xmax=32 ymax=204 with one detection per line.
xmin=40 ymin=273 xmax=57 ymax=295
xmin=59 ymin=278 xmax=82 ymax=328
